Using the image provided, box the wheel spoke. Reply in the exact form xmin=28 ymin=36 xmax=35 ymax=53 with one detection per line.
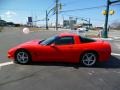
xmin=22 ymin=52 xmax=25 ymax=57
xmin=89 ymin=55 xmax=94 ymax=59
xmin=17 ymin=53 xmax=21 ymax=57
xmin=16 ymin=51 xmax=29 ymax=64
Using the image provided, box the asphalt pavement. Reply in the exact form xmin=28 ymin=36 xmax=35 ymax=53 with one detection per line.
xmin=0 ymin=27 xmax=120 ymax=90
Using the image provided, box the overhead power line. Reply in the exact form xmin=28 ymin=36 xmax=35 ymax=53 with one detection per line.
xmin=61 ymin=5 xmax=106 ymax=13
xmin=62 ymin=13 xmax=105 ymax=22
xmin=46 ymin=0 xmax=55 ymax=10
xmin=61 ymin=3 xmax=120 ymax=13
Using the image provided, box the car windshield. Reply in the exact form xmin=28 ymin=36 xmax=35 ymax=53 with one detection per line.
xmin=40 ymin=35 xmax=58 ymax=45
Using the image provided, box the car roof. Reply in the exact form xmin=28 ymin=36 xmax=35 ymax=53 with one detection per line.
xmin=58 ymin=32 xmax=78 ymax=37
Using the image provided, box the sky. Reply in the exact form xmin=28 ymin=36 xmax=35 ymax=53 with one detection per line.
xmin=0 ymin=0 xmax=120 ymax=27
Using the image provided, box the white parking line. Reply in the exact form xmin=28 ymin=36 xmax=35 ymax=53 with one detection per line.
xmin=111 ymin=53 xmax=120 ymax=56
xmin=0 ymin=61 xmax=14 ymax=67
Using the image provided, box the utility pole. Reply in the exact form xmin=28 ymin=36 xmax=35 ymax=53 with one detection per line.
xmin=56 ymin=0 xmax=59 ymax=30
xmin=46 ymin=10 xmax=48 ymax=30
xmin=88 ymin=18 xmax=91 ymax=30
xmin=46 ymin=7 xmax=55 ymax=30
xmin=46 ymin=0 xmax=62 ymax=30
xmin=76 ymin=18 xmax=78 ymax=24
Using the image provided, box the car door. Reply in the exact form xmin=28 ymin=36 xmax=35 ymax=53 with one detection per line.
xmin=53 ymin=36 xmax=76 ymax=62
xmin=32 ymin=36 xmax=78 ymax=63
xmin=36 ymin=45 xmax=60 ymax=61
xmin=31 ymin=36 xmax=59 ymax=62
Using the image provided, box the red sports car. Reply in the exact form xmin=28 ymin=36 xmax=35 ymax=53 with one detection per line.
xmin=8 ymin=33 xmax=111 ymax=67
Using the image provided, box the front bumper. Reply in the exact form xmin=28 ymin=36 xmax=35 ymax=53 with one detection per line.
xmin=8 ymin=53 xmax=14 ymax=59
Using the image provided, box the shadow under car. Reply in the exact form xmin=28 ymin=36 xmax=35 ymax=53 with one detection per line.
xmin=26 ymin=55 xmax=120 ymax=69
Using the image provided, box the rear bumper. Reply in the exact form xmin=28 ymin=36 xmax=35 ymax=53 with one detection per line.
xmin=99 ymin=51 xmax=111 ymax=62
xmin=99 ymin=41 xmax=111 ymax=62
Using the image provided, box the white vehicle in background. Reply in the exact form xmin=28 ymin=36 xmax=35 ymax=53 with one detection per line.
xmin=77 ymin=27 xmax=88 ymax=31
xmin=76 ymin=27 xmax=88 ymax=36
xmin=67 ymin=27 xmax=88 ymax=36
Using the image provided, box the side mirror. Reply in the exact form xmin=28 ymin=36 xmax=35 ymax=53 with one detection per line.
xmin=50 ymin=44 xmax=56 ymax=47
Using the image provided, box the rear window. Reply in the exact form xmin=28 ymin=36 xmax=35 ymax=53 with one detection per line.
xmin=79 ymin=36 xmax=96 ymax=43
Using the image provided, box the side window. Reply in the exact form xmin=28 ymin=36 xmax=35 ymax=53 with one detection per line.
xmin=79 ymin=36 xmax=96 ymax=43
xmin=55 ymin=36 xmax=74 ymax=45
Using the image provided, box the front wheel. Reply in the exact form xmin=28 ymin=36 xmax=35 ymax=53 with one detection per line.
xmin=81 ymin=52 xmax=97 ymax=67
xmin=15 ymin=50 xmax=31 ymax=64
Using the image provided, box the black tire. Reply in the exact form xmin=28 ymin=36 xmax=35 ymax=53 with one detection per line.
xmin=81 ymin=52 xmax=97 ymax=67
xmin=15 ymin=50 xmax=31 ymax=64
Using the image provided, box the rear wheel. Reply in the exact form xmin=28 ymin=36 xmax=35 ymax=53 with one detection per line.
xmin=81 ymin=52 xmax=97 ymax=67
xmin=15 ymin=50 xmax=31 ymax=64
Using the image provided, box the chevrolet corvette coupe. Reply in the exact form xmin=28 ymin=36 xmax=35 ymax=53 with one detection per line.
xmin=8 ymin=33 xmax=111 ymax=67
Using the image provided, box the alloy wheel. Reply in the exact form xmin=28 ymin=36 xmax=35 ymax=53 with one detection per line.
xmin=82 ymin=52 xmax=97 ymax=67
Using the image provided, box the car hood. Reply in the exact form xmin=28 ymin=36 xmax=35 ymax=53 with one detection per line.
xmin=8 ymin=40 xmax=41 ymax=52
xmin=18 ymin=40 xmax=40 ymax=47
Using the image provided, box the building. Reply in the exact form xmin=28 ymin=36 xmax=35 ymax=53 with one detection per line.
xmin=63 ymin=20 xmax=77 ymax=29
xmin=73 ymin=23 xmax=92 ymax=30
xmin=63 ymin=20 xmax=70 ymax=28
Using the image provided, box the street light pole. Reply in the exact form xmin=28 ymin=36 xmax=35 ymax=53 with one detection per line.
xmin=102 ymin=0 xmax=120 ymax=38
xmin=46 ymin=7 xmax=55 ymax=30
xmin=103 ymin=0 xmax=110 ymax=38
xmin=88 ymin=18 xmax=91 ymax=30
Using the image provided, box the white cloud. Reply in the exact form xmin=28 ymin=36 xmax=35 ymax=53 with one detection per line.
xmin=5 ymin=11 xmax=17 ymax=18
xmin=0 ymin=11 xmax=17 ymax=22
